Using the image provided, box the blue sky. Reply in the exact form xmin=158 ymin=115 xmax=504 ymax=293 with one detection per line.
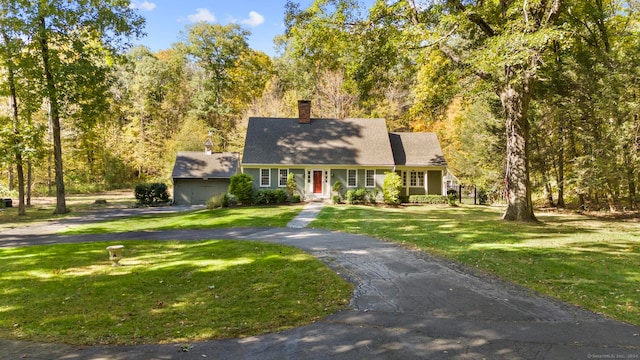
xmin=127 ymin=0 xmax=347 ymax=57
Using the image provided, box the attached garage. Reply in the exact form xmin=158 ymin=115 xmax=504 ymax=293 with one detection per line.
xmin=171 ymin=151 xmax=239 ymax=205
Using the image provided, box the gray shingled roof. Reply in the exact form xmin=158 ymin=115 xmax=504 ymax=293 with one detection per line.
xmin=242 ymin=118 xmax=396 ymax=166
xmin=389 ymin=132 xmax=447 ymax=167
xmin=172 ymin=152 xmax=239 ymax=179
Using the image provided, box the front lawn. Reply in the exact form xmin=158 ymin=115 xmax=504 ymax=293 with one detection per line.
xmin=311 ymin=205 xmax=640 ymax=325
xmin=62 ymin=205 xmax=304 ymax=234
xmin=0 ymin=240 xmax=352 ymax=345
xmin=0 ymin=190 xmax=136 ymax=229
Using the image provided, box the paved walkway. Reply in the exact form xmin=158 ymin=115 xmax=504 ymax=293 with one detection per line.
xmin=1 ymin=207 xmax=639 ymax=359
xmin=287 ymin=201 xmax=325 ymax=228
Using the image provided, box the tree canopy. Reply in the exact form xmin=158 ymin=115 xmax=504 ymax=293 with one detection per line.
xmin=1 ymin=0 xmax=638 ymax=218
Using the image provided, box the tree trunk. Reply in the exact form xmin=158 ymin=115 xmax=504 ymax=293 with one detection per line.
xmin=10 ymin=91 xmax=27 ymax=217
xmin=38 ymin=14 xmax=67 ymax=214
xmin=500 ymin=67 xmax=536 ymax=222
xmin=2 ymin=29 xmax=26 ymax=216
xmin=27 ymin=162 xmax=32 ymax=207
xmin=605 ymin=180 xmax=618 ymax=212
xmin=543 ymin=180 xmax=554 ymax=207
xmin=556 ymin=128 xmax=566 ymax=208
xmin=8 ymin=164 xmax=14 ymax=190
xmin=623 ymin=147 xmax=636 ymax=210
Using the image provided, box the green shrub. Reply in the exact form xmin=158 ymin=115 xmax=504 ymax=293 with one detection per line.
xmin=0 ymin=185 xmax=17 ymax=198
xmin=207 ymin=192 xmax=231 ymax=209
xmin=274 ymin=189 xmax=288 ymax=203
xmin=291 ymin=194 xmax=301 ymax=203
xmin=255 ymin=189 xmax=268 ymax=205
xmin=383 ymin=172 xmax=402 ymax=205
xmin=229 ymin=173 xmax=254 ymax=205
xmin=286 ymin=172 xmax=298 ymax=199
xmin=226 ymin=193 xmax=238 ymax=206
xmin=332 ymin=181 xmax=343 ymax=194
xmin=355 ymin=188 xmax=367 ymax=201
xmin=446 ymin=189 xmax=458 ymax=206
xmin=332 ymin=181 xmax=344 ymax=202
xmin=408 ymin=195 xmax=448 ymax=204
xmin=255 ymin=189 xmax=288 ymax=205
xmin=134 ymin=183 xmax=170 ymax=206
xmin=477 ymin=188 xmax=489 ymax=205
xmin=345 ymin=189 xmax=356 ymax=204
xmin=345 ymin=188 xmax=368 ymax=204
xmin=368 ymin=189 xmax=379 ymax=204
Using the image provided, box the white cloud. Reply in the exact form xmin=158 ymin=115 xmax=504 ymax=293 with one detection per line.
xmin=240 ymin=11 xmax=264 ymax=27
xmin=188 ymin=8 xmax=217 ymax=23
xmin=129 ymin=1 xmax=156 ymax=11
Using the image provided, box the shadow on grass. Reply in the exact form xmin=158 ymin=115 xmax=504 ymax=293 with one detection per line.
xmin=0 ymin=240 xmax=352 ymax=345
xmin=61 ymin=206 xmax=304 ymax=235
xmin=312 ymin=205 xmax=640 ymax=325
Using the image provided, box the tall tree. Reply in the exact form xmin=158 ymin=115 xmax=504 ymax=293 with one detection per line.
xmin=0 ymin=8 xmax=26 ymax=215
xmin=355 ymin=0 xmax=566 ymax=221
xmin=14 ymin=0 xmax=144 ymax=214
xmin=1 ymin=1 xmax=46 ymax=215
xmin=181 ymin=23 xmax=246 ymax=139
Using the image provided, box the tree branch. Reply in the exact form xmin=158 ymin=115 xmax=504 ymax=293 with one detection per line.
xmin=543 ymin=0 xmax=563 ymax=26
xmin=449 ymin=0 xmax=496 ymax=37
xmin=408 ymin=24 xmax=459 ymax=50
xmin=439 ymin=45 xmax=494 ymax=82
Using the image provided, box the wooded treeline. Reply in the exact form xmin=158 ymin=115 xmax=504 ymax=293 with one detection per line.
xmin=1 ymin=0 xmax=639 ymax=218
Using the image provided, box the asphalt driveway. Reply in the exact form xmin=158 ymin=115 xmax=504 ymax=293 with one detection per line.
xmin=1 ymin=208 xmax=639 ymax=359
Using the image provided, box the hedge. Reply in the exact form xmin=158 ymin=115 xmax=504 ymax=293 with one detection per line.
xmin=134 ymin=183 xmax=170 ymax=205
xmin=407 ymin=195 xmax=448 ymax=204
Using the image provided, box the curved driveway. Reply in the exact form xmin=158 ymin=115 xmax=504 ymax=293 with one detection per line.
xmin=1 ymin=209 xmax=639 ymax=359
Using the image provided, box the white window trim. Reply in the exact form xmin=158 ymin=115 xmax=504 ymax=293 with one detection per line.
xmin=260 ymin=168 xmax=270 ymax=187
xmin=278 ymin=168 xmax=289 ymax=187
xmin=365 ymin=169 xmax=375 ymax=188
xmin=347 ymin=169 xmax=357 ymax=187
xmin=409 ymin=170 xmax=425 ymax=188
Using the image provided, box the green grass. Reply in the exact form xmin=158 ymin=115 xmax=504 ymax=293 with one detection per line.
xmin=0 ymin=190 xmax=136 ymax=229
xmin=0 ymin=207 xmax=70 ymax=228
xmin=61 ymin=205 xmax=305 ymax=234
xmin=0 ymin=240 xmax=353 ymax=345
xmin=311 ymin=205 xmax=640 ymax=325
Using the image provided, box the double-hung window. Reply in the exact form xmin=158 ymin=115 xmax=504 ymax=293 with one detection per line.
xmin=278 ymin=169 xmax=289 ymax=187
xmin=347 ymin=169 xmax=357 ymax=187
xmin=365 ymin=170 xmax=375 ymax=187
xmin=410 ymin=171 xmax=424 ymax=187
xmin=260 ymin=169 xmax=270 ymax=187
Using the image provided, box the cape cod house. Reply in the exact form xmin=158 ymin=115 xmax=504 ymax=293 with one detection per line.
xmin=241 ymin=100 xmax=448 ymax=200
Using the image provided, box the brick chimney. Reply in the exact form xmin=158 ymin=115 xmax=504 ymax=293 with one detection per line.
xmin=298 ymin=100 xmax=311 ymax=124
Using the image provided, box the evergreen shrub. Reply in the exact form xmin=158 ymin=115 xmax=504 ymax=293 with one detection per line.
xmin=477 ymin=188 xmax=489 ymax=205
xmin=135 ymin=183 xmax=170 ymax=205
xmin=255 ymin=189 xmax=288 ymax=205
xmin=228 ymin=174 xmax=254 ymax=205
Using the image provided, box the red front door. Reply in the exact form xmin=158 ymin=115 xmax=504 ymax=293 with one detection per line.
xmin=313 ymin=171 xmax=323 ymax=194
